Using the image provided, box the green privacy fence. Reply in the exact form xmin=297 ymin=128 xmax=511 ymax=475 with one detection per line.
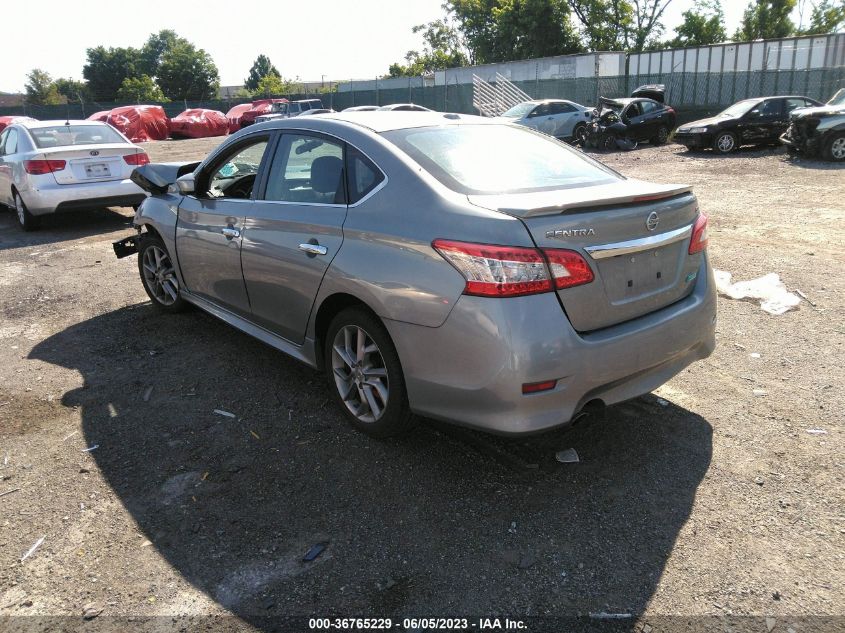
xmin=2 ymin=67 xmax=843 ymax=124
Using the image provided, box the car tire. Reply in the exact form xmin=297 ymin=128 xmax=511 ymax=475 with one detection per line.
xmin=14 ymin=192 xmax=40 ymax=232
xmin=138 ymin=234 xmax=188 ymax=313
xmin=713 ymin=131 xmax=737 ymax=154
xmin=600 ymin=133 xmax=617 ymax=151
xmin=652 ymin=125 xmax=670 ymax=145
xmin=786 ymin=145 xmax=800 ymax=157
xmin=824 ymin=132 xmax=845 ymax=162
xmin=324 ymin=307 xmax=415 ymax=438
xmin=572 ymin=123 xmax=588 ymax=146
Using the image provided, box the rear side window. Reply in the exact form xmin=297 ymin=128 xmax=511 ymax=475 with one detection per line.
xmin=347 ymin=148 xmax=384 ymax=204
xmin=640 ymin=101 xmax=660 ymax=114
xmin=383 ymin=124 xmax=618 ymax=195
xmin=264 ymin=134 xmax=346 ymax=204
xmin=785 ymin=98 xmax=808 ymax=114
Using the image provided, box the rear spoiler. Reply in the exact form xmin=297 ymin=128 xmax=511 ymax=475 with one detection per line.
xmin=130 ymin=161 xmax=200 ymax=194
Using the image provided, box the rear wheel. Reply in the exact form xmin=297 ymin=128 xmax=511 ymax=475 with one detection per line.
xmin=14 ymin=192 xmax=40 ymax=231
xmin=138 ymin=234 xmax=187 ymax=312
xmin=652 ymin=125 xmax=670 ymax=145
xmin=713 ymin=131 xmax=737 ymax=154
xmin=325 ymin=307 xmax=414 ymax=437
xmin=825 ymin=133 xmax=845 ymax=162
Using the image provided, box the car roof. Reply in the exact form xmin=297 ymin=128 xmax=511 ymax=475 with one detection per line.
xmin=16 ymin=119 xmax=109 ymax=129
xmin=253 ymin=111 xmax=496 ymax=134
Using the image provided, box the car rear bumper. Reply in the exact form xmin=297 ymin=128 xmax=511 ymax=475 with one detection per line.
xmin=386 ymin=257 xmax=717 ymax=435
xmin=19 ymin=178 xmax=146 ymax=216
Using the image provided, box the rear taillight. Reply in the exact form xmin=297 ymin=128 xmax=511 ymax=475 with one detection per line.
xmin=123 ymin=152 xmax=150 ymax=166
xmin=23 ymin=159 xmax=66 ymax=175
xmin=544 ymin=249 xmax=595 ymax=289
xmin=689 ymin=213 xmax=709 ymax=254
xmin=432 ymin=239 xmax=593 ymax=297
xmin=522 ymin=380 xmax=557 ymax=394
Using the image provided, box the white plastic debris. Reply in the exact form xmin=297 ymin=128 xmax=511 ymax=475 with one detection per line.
xmin=555 ymin=448 xmax=580 ymax=463
xmin=714 ymin=270 xmax=800 ymax=316
xmin=213 ymin=409 xmax=236 ymax=419
xmin=81 ymin=445 xmax=99 ymax=453
xmin=21 ymin=536 xmax=45 ymax=562
xmin=806 ymin=429 xmax=828 ymax=435
xmin=753 ymin=389 xmax=768 ymax=397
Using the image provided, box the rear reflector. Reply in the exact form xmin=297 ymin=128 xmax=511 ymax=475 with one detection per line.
xmin=433 ymin=239 xmax=594 ymax=297
xmin=123 ymin=152 xmax=150 ymax=166
xmin=522 ymin=380 xmax=557 ymax=394
xmin=689 ymin=213 xmax=709 ymax=254
xmin=432 ymin=239 xmax=552 ymax=297
xmin=23 ymin=159 xmax=66 ymax=175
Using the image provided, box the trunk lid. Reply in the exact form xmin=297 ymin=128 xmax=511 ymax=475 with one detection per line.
xmin=631 ymin=84 xmax=666 ymax=103
xmin=39 ymin=144 xmax=142 ymax=185
xmin=469 ymin=179 xmax=703 ymax=332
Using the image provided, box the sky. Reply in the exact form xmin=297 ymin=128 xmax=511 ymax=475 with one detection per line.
xmin=0 ymin=1 xmax=791 ymax=94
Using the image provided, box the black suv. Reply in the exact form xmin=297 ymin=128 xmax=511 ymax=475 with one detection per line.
xmin=780 ymin=89 xmax=845 ymax=162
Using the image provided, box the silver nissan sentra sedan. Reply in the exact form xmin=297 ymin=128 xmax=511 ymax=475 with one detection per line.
xmin=0 ymin=120 xmax=148 ymax=230
xmin=113 ymin=111 xmax=716 ymax=437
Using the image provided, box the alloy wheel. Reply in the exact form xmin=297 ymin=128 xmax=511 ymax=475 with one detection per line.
xmin=331 ymin=325 xmax=389 ymax=423
xmin=658 ymin=126 xmax=669 ymax=143
xmin=831 ymin=137 xmax=845 ymax=160
xmin=716 ymin=133 xmax=735 ymax=153
xmin=141 ymin=244 xmax=179 ymax=306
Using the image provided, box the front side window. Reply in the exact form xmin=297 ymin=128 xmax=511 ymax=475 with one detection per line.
xmin=206 ymin=137 xmax=269 ymax=199
xmin=264 ymin=134 xmax=345 ymax=204
xmin=382 ymin=124 xmax=618 ymax=195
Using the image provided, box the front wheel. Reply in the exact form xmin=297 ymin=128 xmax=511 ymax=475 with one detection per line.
xmin=14 ymin=192 xmax=40 ymax=231
xmin=138 ymin=234 xmax=187 ymax=312
xmin=825 ymin=133 xmax=845 ymax=162
xmin=325 ymin=307 xmax=414 ymax=437
xmin=600 ymin=133 xmax=617 ymax=151
xmin=572 ymin=123 xmax=588 ymax=146
xmin=713 ymin=131 xmax=737 ymax=154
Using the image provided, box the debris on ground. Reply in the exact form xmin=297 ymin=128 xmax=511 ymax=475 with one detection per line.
xmin=213 ymin=409 xmax=236 ymax=419
xmin=589 ymin=612 xmax=632 ymax=619
xmin=714 ymin=270 xmax=801 ymax=315
xmin=62 ymin=431 xmax=78 ymax=441
xmin=753 ymin=389 xmax=768 ymax=396
xmin=377 ymin=577 xmax=398 ymax=591
xmin=555 ymin=448 xmax=580 ymax=463
xmin=302 ymin=542 xmax=328 ymax=562
xmin=82 ymin=602 xmax=103 ymax=620
xmin=795 ymin=289 xmax=816 ymax=306
xmin=766 ymin=617 xmax=776 ymax=632
xmin=21 ymin=536 xmax=45 ymax=562
xmin=142 ymin=386 xmax=153 ymax=402
xmin=750 ymin=352 xmax=761 ymax=359
xmin=656 ymin=397 xmax=669 ymax=407
xmin=806 ymin=428 xmax=828 ymax=435
xmin=0 ymin=487 xmax=21 ymax=498
xmin=80 ymin=445 xmax=99 ymax=452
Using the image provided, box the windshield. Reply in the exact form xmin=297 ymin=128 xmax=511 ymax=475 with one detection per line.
xmin=270 ymin=103 xmax=288 ymax=114
xmin=29 ymin=124 xmax=126 ymax=148
xmin=501 ymin=102 xmax=537 ymax=118
xmin=382 ymin=124 xmax=619 ymax=195
xmin=828 ymin=89 xmax=845 ymax=106
xmin=718 ymin=100 xmax=759 ymax=117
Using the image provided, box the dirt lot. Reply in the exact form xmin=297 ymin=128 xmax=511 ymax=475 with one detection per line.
xmin=0 ymin=137 xmax=842 ymax=632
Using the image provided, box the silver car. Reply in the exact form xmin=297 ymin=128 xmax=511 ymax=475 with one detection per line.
xmin=0 ymin=120 xmax=148 ymax=230
xmin=497 ymin=99 xmax=593 ymax=143
xmin=114 ymin=112 xmax=716 ymax=437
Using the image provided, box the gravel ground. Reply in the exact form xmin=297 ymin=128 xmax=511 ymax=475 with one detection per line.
xmin=0 ymin=137 xmax=842 ymax=632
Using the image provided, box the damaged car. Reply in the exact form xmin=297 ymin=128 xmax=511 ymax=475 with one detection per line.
xmin=780 ymin=89 xmax=845 ymax=161
xmin=113 ymin=111 xmax=715 ymax=438
xmin=585 ymin=85 xmax=676 ymax=151
xmin=254 ymin=99 xmax=324 ymax=124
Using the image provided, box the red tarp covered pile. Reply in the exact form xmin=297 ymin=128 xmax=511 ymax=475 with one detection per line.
xmin=87 ymin=110 xmax=111 ymax=122
xmin=239 ymin=99 xmax=288 ymax=127
xmin=225 ymin=103 xmax=252 ymax=133
xmin=169 ymin=108 xmax=229 ymax=138
xmin=0 ymin=116 xmax=36 ymax=132
xmin=107 ymin=105 xmax=170 ymax=142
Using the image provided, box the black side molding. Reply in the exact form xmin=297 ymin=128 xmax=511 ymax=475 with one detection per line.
xmin=113 ymin=235 xmax=139 ymax=259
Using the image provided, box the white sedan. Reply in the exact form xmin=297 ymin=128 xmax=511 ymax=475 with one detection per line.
xmin=497 ymin=99 xmax=593 ymax=143
xmin=0 ymin=120 xmax=148 ymax=230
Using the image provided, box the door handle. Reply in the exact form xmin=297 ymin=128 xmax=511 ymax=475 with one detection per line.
xmin=222 ymin=227 xmax=240 ymax=239
xmin=299 ymin=243 xmax=328 ymax=256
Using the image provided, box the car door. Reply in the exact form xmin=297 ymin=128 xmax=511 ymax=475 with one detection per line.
xmin=239 ymin=131 xmax=348 ymax=343
xmin=547 ymin=102 xmax=578 ymax=137
xmin=622 ymin=101 xmax=648 ymax=140
xmin=0 ymin=128 xmax=18 ymax=206
xmin=175 ymin=133 xmax=272 ymax=318
xmin=739 ymin=99 xmax=783 ymax=143
xmin=523 ymin=103 xmax=551 ymax=133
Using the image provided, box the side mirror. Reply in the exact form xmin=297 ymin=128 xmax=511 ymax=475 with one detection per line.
xmin=176 ymin=173 xmax=196 ymax=195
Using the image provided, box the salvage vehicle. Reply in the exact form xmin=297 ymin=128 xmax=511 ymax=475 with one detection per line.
xmin=496 ymin=99 xmax=592 ymax=143
xmin=674 ymin=95 xmax=821 ymax=154
xmin=586 ymin=85 xmax=676 ymax=150
xmin=239 ymin=99 xmax=289 ymax=128
xmin=780 ymin=89 xmax=845 ymax=161
xmin=376 ymin=103 xmax=431 ymax=111
xmin=254 ymin=99 xmax=325 ymax=124
xmin=0 ymin=120 xmax=148 ymax=231
xmin=113 ymin=112 xmax=716 ymax=437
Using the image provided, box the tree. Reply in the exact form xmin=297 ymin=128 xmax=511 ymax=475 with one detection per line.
xmin=734 ymin=0 xmax=797 ymax=40
xmin=245 ymin=54 xmax=281 ymax=91
xmin=156 ymin=41 xmax=220 ymax=100
xmin=446 ymin=0 xmax=582 ymax=65
xmin=138 ymin=29 xmax=182 ymax=77
xmin=798 ymin=0 xmax=845 ymax=33
xmin=116 ymin=75 xmax=168 ymax=102
xmin=25 ymin=69 xmax=64 ymax=105
xmin=54 ymin=78 xmax=90 ymax=103
xmin=253 ymin=73 xmax=299 ymax=97
xmin=567 ymin=0 xmax=634 ymax=50
xmin=83 ymin=46 xmax=140 ymax=101
xmin=666 ymin=0 xmax=727 ymax=47
xmin=628 ymin=0 xmax=675 ymax=50
xmin=388 ymin=18 xmax=469 ymax=76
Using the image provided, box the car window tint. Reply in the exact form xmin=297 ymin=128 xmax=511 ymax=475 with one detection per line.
xmin=625 ymin=102 xmax=643 ymax=118
xmin=207 ymin=137 xmax=269 ymax=199
xmin=4 ymin=129 xmax=18 ymax=154
xmin=0 ymin=129 xmax=7 ymax=154
xmin=346 ymin=148 xmax=384 ymax=204
xmin=640 ymin=101 xmax=659 ymax=114
xmin=532 ymin=104 xmax=550 ymax=117
xmin=785 ymin=98 xmax=807 ymax=113
xmin=264 ymin=134 xmax=346 ymax=204
xmin=758 ymin=99 xmax=782 ymax=116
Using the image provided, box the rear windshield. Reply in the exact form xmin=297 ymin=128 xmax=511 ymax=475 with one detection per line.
xmin=29 ymin=125 xmax=127 ymax=149
xmin=382 ymin=124 xmax=619 ymax=195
